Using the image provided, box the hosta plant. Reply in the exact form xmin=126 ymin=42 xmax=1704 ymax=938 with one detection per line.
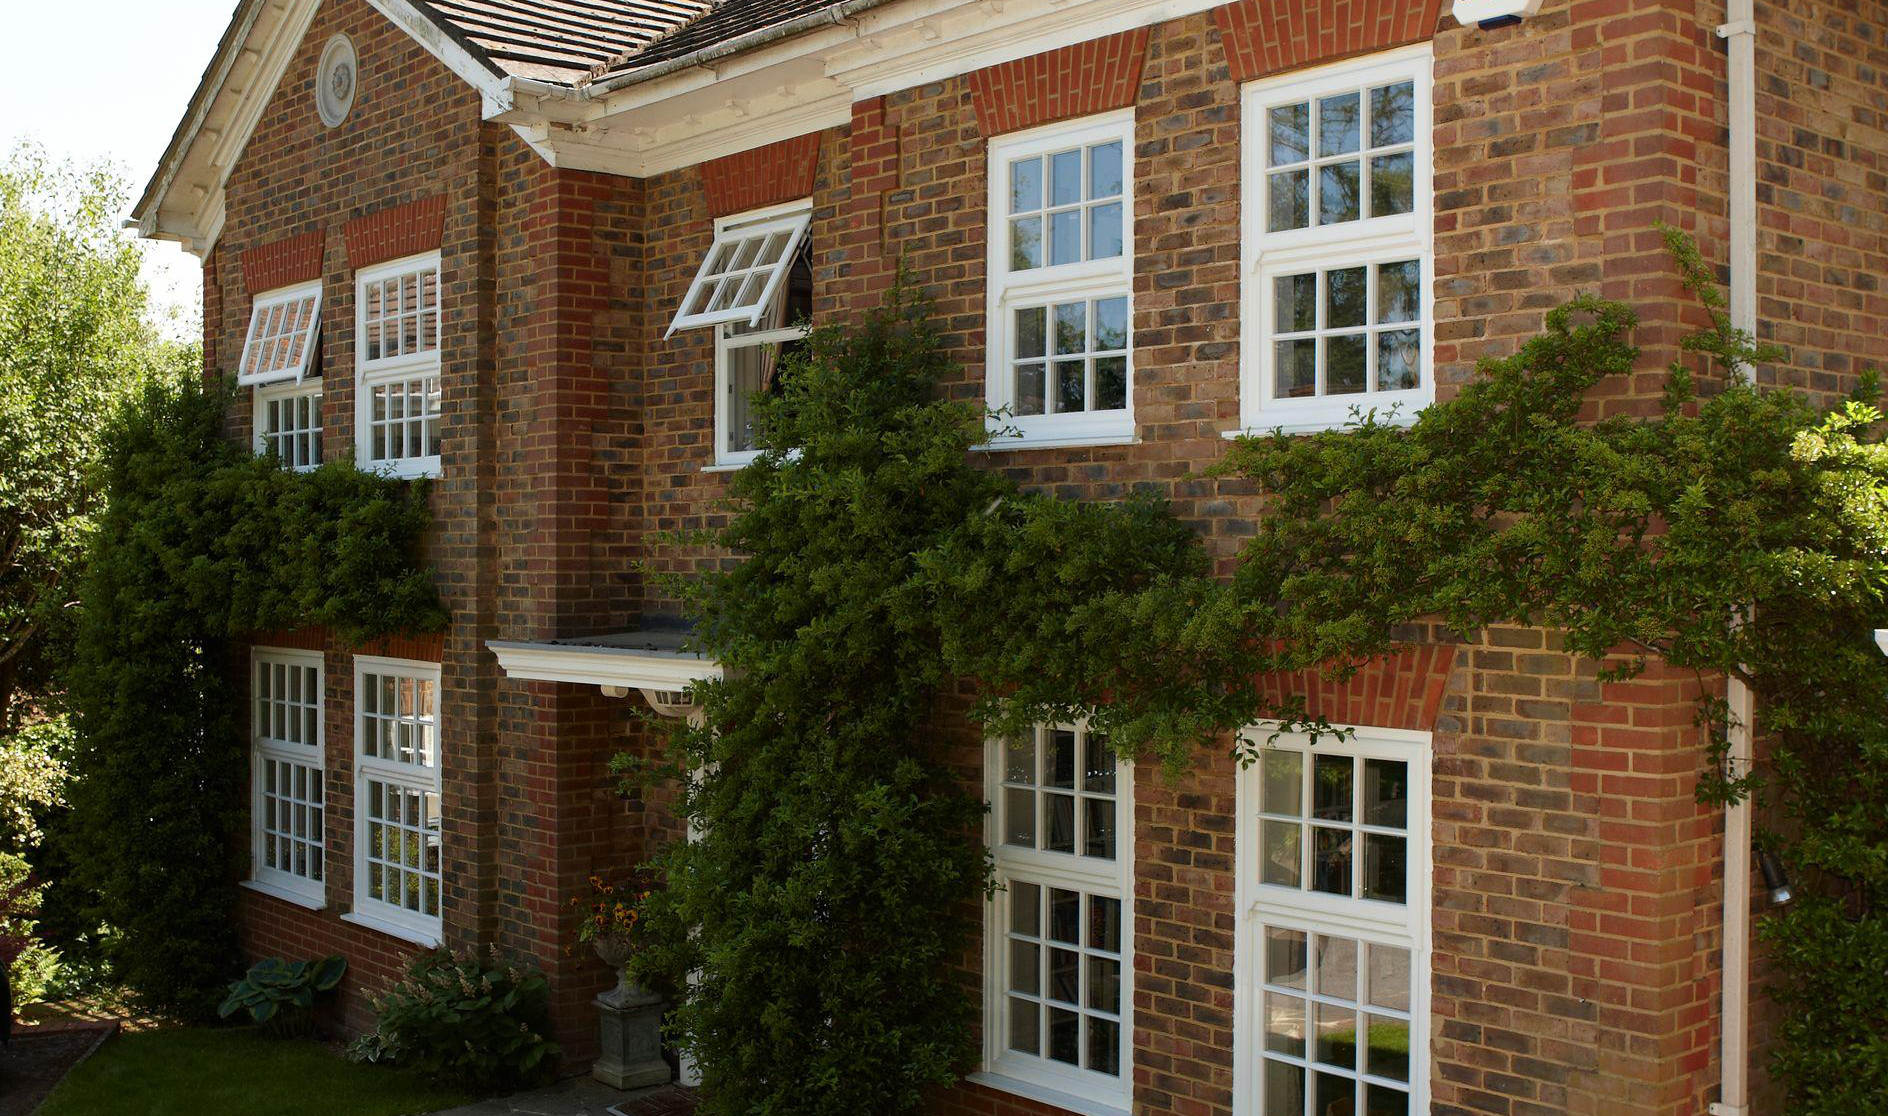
xmin=218 ymin=954 xmax=346 ymax=1035
xmin=347 ymin=947 xmax=559 ymax=1091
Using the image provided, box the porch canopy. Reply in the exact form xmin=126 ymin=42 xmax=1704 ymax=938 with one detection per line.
xmin=488 ymin=631 xmax=722 ymax=718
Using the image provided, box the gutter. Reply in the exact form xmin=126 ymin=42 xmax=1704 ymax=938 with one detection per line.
xmin=578 ymin=0 xmax=904 ymax=100
xmin=1710 ymin=2 xmax=1758 ymax=1114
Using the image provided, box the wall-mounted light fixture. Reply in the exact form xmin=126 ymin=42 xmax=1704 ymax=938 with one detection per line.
xmin=1452 ymin=0 xmax=1545 ymax=29
xmin=1757 ymin=847 xmax=1794 ymax=907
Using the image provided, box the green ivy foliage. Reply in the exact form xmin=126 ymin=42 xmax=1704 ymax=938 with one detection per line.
xmin=644 ymin=235 xmax=1885 ymax=1114
xmin=628 ymin=284 xmax=1012 ymax=1116
xmin=53 ymin=374 xmax=444 ymax=1018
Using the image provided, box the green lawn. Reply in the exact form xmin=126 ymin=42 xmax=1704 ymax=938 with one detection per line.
xmin=38 ymin=1027 xmax=472 ymax=1116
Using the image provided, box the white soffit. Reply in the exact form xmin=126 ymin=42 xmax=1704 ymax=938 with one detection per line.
xmin=488 ymin=633 xmax=722 ymax=692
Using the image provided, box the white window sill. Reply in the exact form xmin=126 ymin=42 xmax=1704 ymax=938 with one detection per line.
xmin=241 ymin=878 xmax=326 ymax=912
xmin=341 ymin=908 xmax=441 ymax=949
xmin=967 ymin=1072 xmax=1130 ymax=1116
xmin=700 ymin=462 xmax=749 ymax=474
xmin=1225 ymin=412 xmax=1423 ymax=438
xmin=361 ymin=459 xmax=442 ymax=481
xmin=974 ymin=431 xmax=1138 ymax=453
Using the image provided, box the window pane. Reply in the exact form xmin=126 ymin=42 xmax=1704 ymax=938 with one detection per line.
xmin=1087 ymin=955 xmax=1121 ymax=1014
xmin=1367 ymin=943 xmax=1411 ymax=1011
xmin=1266 ymin=927 xmax=1308 ymax=989
xmin=1261 ymin=749 xmax=1304 ymax=815
xmin=1275 ymin=273 xmax=1317 ymax=334
xmin=1010 ymin=940 xmax=1040 ymax=995
xmin=1265 ymin=1060 xmax=1306 ymax=1116
xmin=1367 ymin=1083 xmax=1410 ymax=1116
xmin=1006 ymin=736 xmax=1036 ymax=784
xmin=1050 ymin=210 xmax=1082 ymax=266
xmin=1094 ymin=297 xmax=1129 ymax=351
xmin=1015 ymin=306 xmax=1047 ymax=359
xmin=1377 ymin=261 xmax=1421 ymax=324
xmin=1326 ymin=267 xmax=1367 ymax=329
xmin=1003 ymin=787 xmax=1036 ymax=847
xmin=1370 ymin=152 xmax=1415 ymax=217
xmin=1378 ymin=330 xmax=1421 ymax=393
xmin=1096 ymin=357 xmax=1128 ymax=412
xmin=1363 ymin=759 xmax=1409 ymax=827
xmin=1049 ymin=729 xmax=1077 ymax=788
xmin=1370 ymin=81 xmax=1416 ymax=147
xmin=1276 ymin=339 xmax=1317 ymax=398
xmin=1269 ymin=103 xmax=1310 ymax=166
xmin=1314 ymin=934 xmax=1358 ymax=1000
xmin=1367 ymin=1015 xmax=1411 ymax=1082
xmin=1011 ymin=881 xmax=1040 ymax=936
xmin=1048 ymin=947 xmax=1079 ymax=1004
xmin=1010 ymin=217 xmax=1042 ymax=270
xmin=1050 ymin=150 xmax=1083 ymax=207
xmin=1318 ymin=92 xmax=1361 ymax=155
xmin=1011 ymin=157 xmax=1044 ymax=212
xmin=1363 ymin=832 xmax=1408 ymax=904
xmin=1327 ymin=334 xmax=1367 ymax=395
xmin=1047 ymin=792 xmax=1076 ymax=853
xmin=1016 ymin=363 xmax=1046 ymax=415
xmin=1049 ymin=888 xmax=1080 ymax=944
xmin=1315 ymin=1071 xmax=1356 ymax=1116
xmin=1262 ymin=819 xmax=1302 ymax=888
xmin=1087 ymin=1017 xmax=1121 ymax=1076
xmin=1048 ymin=1006 xmax=1080 ymax=1065
xmin=1312 ymin=755 xmax=1353 ymax=820
xmin=1312 ymin=826 xmax=1352 ymax=895
xmin=1090 ymin=142 xmax=1124 ymax=198
xmin=1054 ymin=361 xmax=1086 ymax=414
xmin=1269 ymin=170 xmax=1309 ymax=232
xmin=1083 ymin=796 xmax=1115 ymax=859
xmin=1265 ymin=991 xmax=1306 ymax=1056
xmin=1088 ymin=202 xmax=1123 ymax=259
xmin=1317 ymin=1002 xmax=1358 ymax=1068
xmin=1319 ymin=160 xmax=1361 ymax=224
xmin=1009 ymin=998 xmax=1039 ymax=1055
xmin=1089 ymin=895 xmax=1122 ymax=953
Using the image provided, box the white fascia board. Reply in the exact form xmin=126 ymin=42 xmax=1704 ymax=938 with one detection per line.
xmin=488 ymin=640 xmax=724 ymax=691
xmin=364 ymin=0 xmax=517 ymax=116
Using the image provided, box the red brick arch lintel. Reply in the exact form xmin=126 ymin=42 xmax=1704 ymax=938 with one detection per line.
xmin=1254 ymin=645 xmax=1456 ymax=733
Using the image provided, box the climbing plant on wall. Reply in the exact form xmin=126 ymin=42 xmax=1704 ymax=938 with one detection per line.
xmin=54 ymin=375 xmax=444 ymax=1017
xmin=638 ymin=230 xmax=1886 ymax=1116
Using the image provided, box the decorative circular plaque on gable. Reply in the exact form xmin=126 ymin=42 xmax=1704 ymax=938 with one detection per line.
xmin=315 ymin=34 xmax=358 ymax=128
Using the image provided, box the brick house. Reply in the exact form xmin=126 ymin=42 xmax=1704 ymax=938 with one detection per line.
xmin=128 ymin=0 xmax=1882 ymax=1113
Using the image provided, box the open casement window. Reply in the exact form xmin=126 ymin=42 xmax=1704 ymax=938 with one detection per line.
xmin=714 ymin=230 xmax=812 ymax=467
xmin=348 ymin=656 xmax=442 ymax=946
xmin=248 ymin=648 xmax=325 ymax=908
xmin=667 ymin=202 xmax=812 ymax=338
xmin=985 ymin=112 xmax=1135 ymax=450
xmin=1235 ymin=726 xmax=1430 ymax=1116
xmin=355 ymin=252 xmax=442 ymax=479
xmin=238 ymin=281 xmax=323 ymax=387
xmin=1238 ymin=46 xmax=1434 ymax=434
xmin=980 ymin=724 xmax=1133 ymax=1116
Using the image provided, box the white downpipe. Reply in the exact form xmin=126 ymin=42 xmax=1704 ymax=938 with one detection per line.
xmin=1712 ymin=3 xmax=1757 ymax=1114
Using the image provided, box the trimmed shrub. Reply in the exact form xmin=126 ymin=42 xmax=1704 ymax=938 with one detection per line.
xmin=348 ymin=948 xmax=559 ymax=1091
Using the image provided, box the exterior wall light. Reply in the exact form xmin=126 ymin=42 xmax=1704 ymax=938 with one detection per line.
xmin=1757 ymin=847 xmax=1794 ymax=907
xmin=1452 ymin=0 xmax=1546 ymax=28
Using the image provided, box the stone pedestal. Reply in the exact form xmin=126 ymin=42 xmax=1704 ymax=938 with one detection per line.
xmin=593 ymin=984 xmax=670 ymax=1090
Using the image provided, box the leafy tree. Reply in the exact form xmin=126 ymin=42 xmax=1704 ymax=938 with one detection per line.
xmin=0 ymin=145 xmax=191 ymax=731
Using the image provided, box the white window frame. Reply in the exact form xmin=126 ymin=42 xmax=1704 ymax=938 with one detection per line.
xmin=977 ymin=723 xmax=1134 ymax=1116
xmin=354 ymin=251 xmax=442 ymax=479
xmin=345 ymin=655 xmax=443 ymax=946
xmin=984 ymin=111 xmax=1136 ymax=451
xmin=668 ymin=203 xmax=812 ymax=338
xmin=710 ymin=200 xmax=813 ymax=469
xmin=253 ymin=380 xmax=324 ymax=471
xmin=238 ymin=280 xmax=323 ymax=387
xmin=1233 ymin=724 xmax=1431 ymax=1116
xmin=1236 ymin=46 xmax=1434 ymax=435
xmin=246 ymin=647 xmax=326 ymax=909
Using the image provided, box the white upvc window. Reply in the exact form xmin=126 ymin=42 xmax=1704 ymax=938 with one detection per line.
xmin=985 ymin=112 xmax=1135 ymax=450
xmin=980 ymin=724 xmax=1132 ymax=1116
xmin=1237 ymin=46 xmax=1434 ymax=434
xmin=355 ymin=252 xmax=442 ymax=479
xmin=349 ymin=656 xmax=442 ymax=946
xmin=1234 ymin=726 xmax=1430 ymax=1116
xmin=254 ymin=381 xmax=323 ymax=470
xmin=668 ymin=203 xmax=811 ymax=338
xmin=705 ymin=201 xmax=813 ymax=468
xmin=239 ymin=280 xmax=323 ymax=387
xmin=249 ymin=648 xmax=325 ymax=908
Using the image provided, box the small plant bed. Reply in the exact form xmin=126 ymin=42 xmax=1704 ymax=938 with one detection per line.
xmin=36 ymin=1026 xmax=470 ymax=1116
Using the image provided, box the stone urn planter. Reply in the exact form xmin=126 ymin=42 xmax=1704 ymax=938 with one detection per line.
xmin=589 ymin=934 xmax=669 ymax=1089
